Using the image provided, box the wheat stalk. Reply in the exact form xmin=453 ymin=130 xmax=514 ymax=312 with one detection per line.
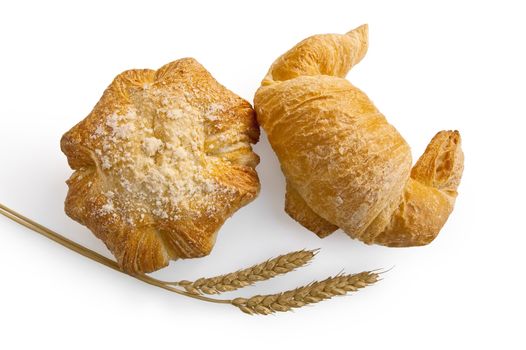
xmin=1 ymin=202 xmax=383 ymax=316
xmin=230 ymin=271 xmax=379 ymax=315
xmin=174 ymin=249 xmax=317 ymax=295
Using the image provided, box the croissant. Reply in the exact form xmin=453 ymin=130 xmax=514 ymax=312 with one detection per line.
xmin=254 ymin=24 xmax=464 ymax=247
xmin=61 ymin=58 xmax=260 ymax=273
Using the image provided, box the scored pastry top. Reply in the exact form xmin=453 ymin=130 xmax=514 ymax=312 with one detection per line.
xmin=61 ymin=58 xmax=260 ymax=273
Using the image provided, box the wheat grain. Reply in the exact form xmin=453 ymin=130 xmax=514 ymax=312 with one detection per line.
xmin=175 ymin=249 xmax=317 ymax=295
xmin=230 ymin=271 xmax=379 ymax=315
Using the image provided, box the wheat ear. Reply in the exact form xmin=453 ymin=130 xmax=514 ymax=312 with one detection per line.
xmin=173 ymin=249 xmax=317 ymax=295
xmin=231 ymin=271 xmax=379 ymax=315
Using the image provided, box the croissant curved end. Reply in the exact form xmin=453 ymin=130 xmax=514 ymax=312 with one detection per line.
xmin=369 ymin=130 xmax=464 ymax=247
xmin=345 ymin=23 xmax=369 ymax=66
xmin=347 ymin=23 xmax=368 ymax=37
xmin=261 ymin=23 xmax=370 ymax=85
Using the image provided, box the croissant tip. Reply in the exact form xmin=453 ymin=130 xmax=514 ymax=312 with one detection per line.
xmin=453 ymin=130 xmax=461 ymax=145
xmin=435 ymin=129 xmax=460 ymax=137
xmin=348 ymin=23 xmax=368 ymax=36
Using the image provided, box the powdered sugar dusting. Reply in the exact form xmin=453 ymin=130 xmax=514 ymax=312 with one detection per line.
xmin=205 ymin=103 xmax=224 ymax=121
xmin=101 ymin=155 xmax=112 ymax=169
xmin=87 ymin=84 xmax=244 ymax=226
xmin=142 ymin=137 xmax=164 ymax=156
xmin=106 ymin=110 xmax=137 ymax=139
xmin=100 ymin=200 xmax=114 ymax=214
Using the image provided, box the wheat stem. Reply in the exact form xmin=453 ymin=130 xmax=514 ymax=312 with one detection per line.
xmin=0 ymin=203 xmax=230 ymax=305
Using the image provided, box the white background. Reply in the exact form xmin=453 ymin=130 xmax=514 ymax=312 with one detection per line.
xmin=0 ymin=1 xmax=524 ymax=349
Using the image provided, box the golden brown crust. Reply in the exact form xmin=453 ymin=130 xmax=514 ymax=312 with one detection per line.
xmin=362 ymin=131 xmax=463 ymax=246
xmin=61 ymin=58 xmax=260 ymax=273
xmin=285 ymin=181 xmax=338 ymax=237
xmin=255 ymin=24 xmax=464 ymax=247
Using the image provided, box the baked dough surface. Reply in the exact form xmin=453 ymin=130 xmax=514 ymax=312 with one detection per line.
xmin=61 ymin=58 xmax=260 ymax=273
xmin=255 ymin=25 xmax=464 ymax=246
